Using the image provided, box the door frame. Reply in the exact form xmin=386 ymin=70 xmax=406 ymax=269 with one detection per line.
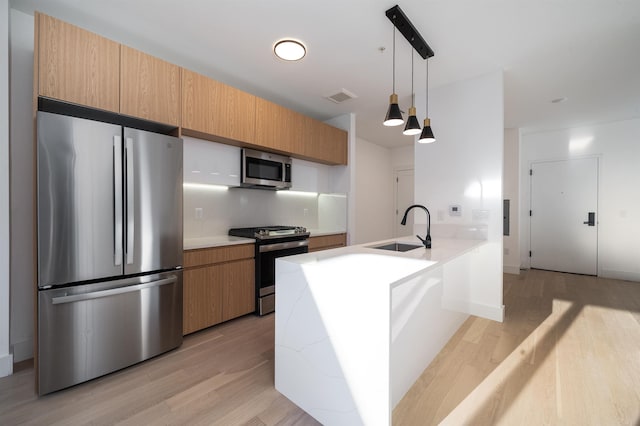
xmin=527 ymin=155 xmax=601 ymax=273
xmin=393 ymin=167 xmax=414 ymax=238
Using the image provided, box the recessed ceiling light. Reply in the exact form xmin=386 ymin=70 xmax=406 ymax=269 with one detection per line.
xmin=551 ymin=97 xmax=568 ymax=104
xmin=274 ymin=39 xmax=306 ymax=61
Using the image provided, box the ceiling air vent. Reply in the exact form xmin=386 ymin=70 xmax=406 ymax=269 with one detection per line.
xmin=325 ymin=88 xmax=358 ymax=104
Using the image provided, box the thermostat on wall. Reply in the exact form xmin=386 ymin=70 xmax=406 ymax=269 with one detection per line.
xmin=449 ymin=204 xmax=462 ymax=216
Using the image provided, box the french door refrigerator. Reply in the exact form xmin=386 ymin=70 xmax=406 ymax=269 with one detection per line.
xmin=37 ymin=111 xmax=183 ymax=395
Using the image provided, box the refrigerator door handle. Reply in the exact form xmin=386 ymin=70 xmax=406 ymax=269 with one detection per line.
xmin=113 ymin=136 xmax=123 ymax=266
xmin=51 ymin=276 xmax=178 ymax=305
xmin=125 ymin=137 xmax=135 ymax=265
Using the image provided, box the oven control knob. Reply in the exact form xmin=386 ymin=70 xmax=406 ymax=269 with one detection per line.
xmin=296 ymin=226 xmax=307 ymax=233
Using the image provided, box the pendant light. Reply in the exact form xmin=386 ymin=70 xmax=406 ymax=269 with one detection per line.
xmin=419 ymin=57 xmax=436 ymax=143
xmin=383 ymin=22 xmax=404 ymax=126
xmin=403 ymin=49 xmax=421 ymax=135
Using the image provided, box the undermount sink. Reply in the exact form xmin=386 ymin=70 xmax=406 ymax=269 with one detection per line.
xmin=370 ymin=242 xmax=422 ymax=252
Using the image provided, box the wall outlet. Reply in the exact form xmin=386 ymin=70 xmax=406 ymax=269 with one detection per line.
xmin=303 ymin=208 xmax=308 ymax=217
xmin=195 ymin=207 xmax=203 ymax=220
xmin=504 ymin=247 xmax=509 ymax=255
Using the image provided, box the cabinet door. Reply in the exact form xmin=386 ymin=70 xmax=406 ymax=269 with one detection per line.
xmin=183 ymin=137 xmax=241 ymax=187
xmin=308 ymin=234 xmax=347 ymax=252
xmin=37 ymin=13 xmax=120 ymax=112
xmin=302 ymin=117 xmax=348 ymax=165
xmin=255 ymin=97 xmax=304 ymax=154
xmin=120 ymin=46 xmax=180 ymax=126
xmin=220 ymin=259 xmax=255 ymax=321
xmin=183 ymin=266 xmax=223 ymax=335
xmin=182 ymin=69 xmax=256 ymax=143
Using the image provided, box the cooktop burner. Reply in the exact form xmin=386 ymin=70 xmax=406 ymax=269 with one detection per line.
xmin=229 ymin=225 xmax=309 ymax=240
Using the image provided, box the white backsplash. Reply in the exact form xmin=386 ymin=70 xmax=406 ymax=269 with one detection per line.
xmin=184 ymin=186 xmax=347 ymax=238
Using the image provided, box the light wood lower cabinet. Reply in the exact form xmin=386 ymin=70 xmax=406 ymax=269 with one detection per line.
xmin=308 ymin=233 xmax=347 ymax=252
xmin=183 ymin=244 xmax=255 ymax=335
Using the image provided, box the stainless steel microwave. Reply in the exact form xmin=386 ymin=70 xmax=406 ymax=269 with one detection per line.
xmin=241 ymin=148 xmax=292 ymax=190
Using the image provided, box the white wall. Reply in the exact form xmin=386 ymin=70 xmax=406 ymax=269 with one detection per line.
xmin=9 ymin=8 xmax=34 ymax=363
xmin=325 ymin=113 xmax=356 ymax=244
xmin=391 ymin=145 xmax=414 ymax=170
xmin=414 ymin=70 xmax=504 ymax=321
xmin=503 ymin=128 xmax=520 ymax=274
xmin=520 ymin=118 xmax=640 ymax=281
xmin=352 ymin=137 xmax=394 ymax=244
xmin=1 ymin=0 xmax=14 ymax=377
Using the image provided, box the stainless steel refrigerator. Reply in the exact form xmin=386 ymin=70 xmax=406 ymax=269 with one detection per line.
xmin=36 ymin=111 xmax=183 ymax=395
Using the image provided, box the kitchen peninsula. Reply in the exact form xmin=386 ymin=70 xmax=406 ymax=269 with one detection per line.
xmin=274 ymin=235 xmax=503 ymax=426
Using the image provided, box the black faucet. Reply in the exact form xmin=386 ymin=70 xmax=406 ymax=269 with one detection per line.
xmin=400 ymin=204 xmax=432 ymax=249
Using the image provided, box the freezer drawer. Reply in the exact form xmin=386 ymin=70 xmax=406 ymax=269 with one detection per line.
xmin=37 ymin=271 xmax=183 ymax=395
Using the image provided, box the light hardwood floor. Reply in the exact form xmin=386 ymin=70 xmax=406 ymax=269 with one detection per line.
xmin=394 ymin=269 xmax=640 ymax=425
xmin=1 ymin=270 xmax=639 ymax=425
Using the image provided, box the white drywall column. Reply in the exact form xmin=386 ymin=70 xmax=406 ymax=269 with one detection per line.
xmin=414 ymin=70 xmax=505 ymax=321
xmin=324 ymin=113 xmax=356 ymax=244
xmin=503 ymin=128 xmax=520 ymax=274
xmin=0 ymin=0 xmax=14 ymax=377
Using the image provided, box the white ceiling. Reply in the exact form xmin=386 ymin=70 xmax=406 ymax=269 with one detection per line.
xmin=12 ymin=0 xmax=640 ymax=148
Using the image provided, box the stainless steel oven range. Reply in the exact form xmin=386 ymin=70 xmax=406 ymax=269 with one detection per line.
xmin=228 ymin=226 xmax=309 ymax=315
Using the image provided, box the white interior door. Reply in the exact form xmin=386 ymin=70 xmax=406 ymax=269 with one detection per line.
xmin=394 ymin=169 xmax=414 ymax=237
xmin=530 ymin=158 xmax=598 ymax=275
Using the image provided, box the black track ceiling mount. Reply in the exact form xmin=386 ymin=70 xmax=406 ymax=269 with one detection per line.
xmin=385 ymin=5 xmax=434 ymax=60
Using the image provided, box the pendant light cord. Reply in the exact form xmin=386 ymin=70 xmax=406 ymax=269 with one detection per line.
xmin=425 ymin=59 xmax=429 ymax=117
xmin=411 ymin=50 xmax=415 ymax=107
xmin=392 ymin=21 xmax=396 ymax=94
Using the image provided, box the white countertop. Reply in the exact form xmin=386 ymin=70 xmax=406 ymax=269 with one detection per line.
xmin=280 ymin=235 xmax=486 ymax=286
xmin=184 ymin=229 xmax=346 ymax=250
xmin=183 ymin=235 xmax=255 ymax=250
xmin=306 ymin=229 xmax=347 ymax=237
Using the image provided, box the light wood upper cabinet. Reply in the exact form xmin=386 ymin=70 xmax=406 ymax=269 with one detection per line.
xmin=37 ymin=13 xmax=120 ymax=113
xmin=182 ymin=69 xmax=256 ymax=143
xmin=255 ymin=97 xmax=304 ymax=154
xmin=120 ymin=46 xmax=180 ymax=126
xmin=302 ymin=117 xmax=348 ymax=165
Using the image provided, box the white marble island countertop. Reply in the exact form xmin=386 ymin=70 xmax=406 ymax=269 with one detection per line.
xmin=282 ymin=235 xmax=487 ymax=284
xmin=274 ymin=235 xmax=501 ymax=426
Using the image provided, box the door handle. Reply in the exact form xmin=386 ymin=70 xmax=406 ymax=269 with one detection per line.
xmin=113 ymin=136 xmax=123 ymax=266
xmin=51 ymin=276 xmax=177 ymax=305
xmin=583 ymin=212 xmax=595 ymax=226
xmin=125 ymin=137 xmax=135 ymax=265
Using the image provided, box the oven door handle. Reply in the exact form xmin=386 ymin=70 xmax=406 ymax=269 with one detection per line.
xmin=259 ymin=239 xmax=309 ymax=253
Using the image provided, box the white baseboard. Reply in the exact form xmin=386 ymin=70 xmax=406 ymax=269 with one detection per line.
xmin=442 ymin=298 xmax=505 ymax=323
xmin=0 ymin=353 xmax=14 ymax=378
xmin=468 ymin=302 xmax=504 ymax=322
xmin=11 ymin=337 xmax=33 ymax=363
xmin=503 ymin=265 xmax=520 ymax=275
xmin=600 ymin=269 xmax=640 ymax=282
